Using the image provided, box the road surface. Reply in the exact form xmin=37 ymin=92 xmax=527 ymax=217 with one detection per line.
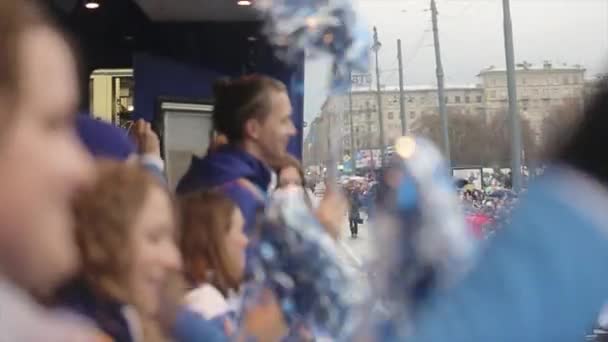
xmin=334 ymin=213 xmax=376 ymax=303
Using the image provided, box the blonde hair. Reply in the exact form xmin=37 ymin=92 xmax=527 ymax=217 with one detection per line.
xmin=72 ymin=161 xmax=177 ymax=341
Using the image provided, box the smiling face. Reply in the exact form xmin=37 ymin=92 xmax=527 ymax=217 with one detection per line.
xmin=128 ymin=186 xmax=181 ymax=317
xmin=247 ymin=90 xmax=296 ymax=164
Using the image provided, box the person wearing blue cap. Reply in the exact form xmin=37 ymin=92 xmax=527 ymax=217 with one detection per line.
xmin=75 ymin=115 xmax=136 ymax=160
xmin=73 ymin=116 xmax=231 ymax=342
xmin=75 ymin=115 xmax=165 ymax=181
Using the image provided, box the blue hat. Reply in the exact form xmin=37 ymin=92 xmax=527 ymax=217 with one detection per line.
xmin=75 ymin=115 xmax=135 ymax=160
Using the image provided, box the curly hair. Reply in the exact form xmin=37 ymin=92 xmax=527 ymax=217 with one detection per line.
xmin=178 ymin=191 xmax=242 ymax=296
xmin=72 ymin=160 xmax=175 ymax=302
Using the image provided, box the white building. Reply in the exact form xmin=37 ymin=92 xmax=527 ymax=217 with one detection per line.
xmin=303 ymin=96 xmax=348 ymax=167
xmin=478 ymin=62 xmax=586 ymax=140
xmin=335 ymin=85 xmax=484 ymax=156
xmin=305 ymin=62 xmax=588 ymax=168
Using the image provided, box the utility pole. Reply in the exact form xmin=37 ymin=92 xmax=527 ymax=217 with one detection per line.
xmin=348 ymin=70 xmax=357 ymax=174
xmin=431 ymin=0 xmax=451 ymax=166
xmin=397 ymin=39 xmax=407 ymax=135
xmin=502 ymin=0 xmax=522 ymax=192
xmin=325 ymin=113 xmax=336 ymax=183
xmin=372 ymin=26 xmax=386 ymax=168
xmin=365 ymin=101 xmax=375 ymax=170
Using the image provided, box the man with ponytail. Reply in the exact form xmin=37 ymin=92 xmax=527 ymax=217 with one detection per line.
xmin=177 ymin=75 xmax=297 ymax=234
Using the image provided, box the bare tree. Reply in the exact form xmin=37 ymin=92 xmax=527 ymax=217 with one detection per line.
xmin=412 ymin=109 xmax=537 ymax=167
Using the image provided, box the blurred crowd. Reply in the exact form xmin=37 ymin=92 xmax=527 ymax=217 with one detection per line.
xmin=3 ymin=1 xmax=608 ymax=341
xmin=457 ymin=180 xmax=518 ymax=239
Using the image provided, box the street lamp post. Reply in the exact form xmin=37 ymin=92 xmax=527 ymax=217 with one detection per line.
xmin=502 ymin=0 xmax=522 ymax=192
xmin=372 ymin=27 xmax=386 ymax=168
xmin=431 ymin=0 xmax=451 ymax=166
xmin=349 ymin=70 xmax=357 ymax=174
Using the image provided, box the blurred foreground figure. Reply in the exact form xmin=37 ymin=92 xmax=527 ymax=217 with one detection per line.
xmin=270 ymin=156 xmax=348 ymax=341
xmin=404 ymin=81 xmax=608 ymax=341
xmin=359 ymin=137 xmax=474 ymax=339
xmin=246 ymin=183 xmax=352 ymax=340
xmin=0 ymin=0 xmax=95 ymax=340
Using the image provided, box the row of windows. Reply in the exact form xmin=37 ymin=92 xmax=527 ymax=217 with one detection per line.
xmin=344 ymin=112 xmax=375 ymax=121
xmin=343 ymin=97 xmax=578 ymax=135
xmin=353 ymin=125 xmax=378 ymax=133
xmin=349 ymin=121 xmax=411 ymax=134
xmin=349 ymin=138 xmax=403 ymax=149
xmin=349 ymin=78 xmax=582 ymax=107
xmin=343 ymin=96 xmax=573 ymax=124
xmin=344 ymin=131 xmax=409 ymax=149
xmin=489 ymin=74 xmax=584 ymax=87
xmin=487 ymin=87 xmax=583 ymax=100
xmin=356 ymin=95 xmax=485 ymax=109
xmin=343 ymin=110 xmax=419 ymax=124
xmin=405 ymin=95 xmax=484 ymax=104
xmin=450 ymin=95 xmax=483 ymax=104
xmin=344 ymin=102 xmax=485 ymax=123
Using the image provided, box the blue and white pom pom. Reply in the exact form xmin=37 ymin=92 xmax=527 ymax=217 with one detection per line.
xmin=255 ymin=0 xmax=371 ymax=93
xmin=365 ymin=136 xmax=476 ymax=338
xmin=240 ymin=186 xmax=353 ymax=340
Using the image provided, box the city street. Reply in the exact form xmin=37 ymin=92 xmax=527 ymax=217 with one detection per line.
xmin=334 ymin=213 xmax=375 ymax=303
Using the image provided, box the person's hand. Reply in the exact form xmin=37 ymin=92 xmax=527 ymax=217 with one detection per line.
xmin=131 ymin=119 xmax=161 ymax=157
xmin=316 ymin=187 xmax=347 ymax=240
xmin=223 ymin=319 xmax=236 ymax=336
xmin=241 ymin=289 xmax=288 ymax=342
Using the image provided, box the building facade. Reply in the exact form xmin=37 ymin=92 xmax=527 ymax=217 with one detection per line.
xmin=303 ymin=96 xmax=347 ymax=167
xmin=478 ymin=62 xmax=586 ymax=140
xmin=304 ymin=85 xmax=485 ymax=167
xmin=338 ymin=85 xmax=485 ymax=155
xmin=305 ymin=62 xmax=588 ymax=169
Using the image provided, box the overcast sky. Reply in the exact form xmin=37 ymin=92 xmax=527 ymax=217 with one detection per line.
xmin=304 ymin=0 xmax=608 ymax=123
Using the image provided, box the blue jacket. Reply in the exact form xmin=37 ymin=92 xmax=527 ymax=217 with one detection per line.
xmin=172 ymin=310 xmax=227 ymax=342
xmin=176 ymin=146 xmax=271 ymax=234
xmin=55 ymin=278 xmax=135 ymax=342
xmin=404 ymin=167 xmax=608 ymax=341
xmin=56 ymin=278 xmax=226 ymax=342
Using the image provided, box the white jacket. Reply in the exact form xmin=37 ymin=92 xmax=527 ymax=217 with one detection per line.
xmin=0 ymin=279 xmax=98 ymax=342
xmin=184 ymin=284 xmax=237 ymax=320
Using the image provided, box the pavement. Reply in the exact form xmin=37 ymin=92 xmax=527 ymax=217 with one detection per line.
xmin=335 ymin=214 xmax=374 ymax=267
xmin=333 ymin=212 xmax=376 ymax=303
